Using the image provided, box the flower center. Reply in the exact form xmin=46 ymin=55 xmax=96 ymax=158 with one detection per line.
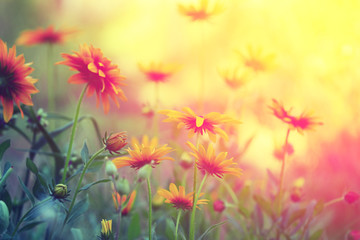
xmin=0 ymin=70 xmax=13 ymax=99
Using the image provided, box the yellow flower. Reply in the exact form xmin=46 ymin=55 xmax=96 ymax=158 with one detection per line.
xmin=100 ymin=219 xmax=112 ymax=237
xmin=178 ymin=0 xmax=224 ymax=21
xmin=237 ymin=46 xmax=275 ymax=73
xmin=138 ymin=62 xmax=179 ymax=83
xmin=219 ymin=66 xmax=252 ymax=90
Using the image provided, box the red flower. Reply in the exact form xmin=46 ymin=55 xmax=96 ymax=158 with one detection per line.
xmin=344 ymin=191 xmax=360 ymax=204
xmin=103 ymin=132 xmax=127 ymax=155
xmin=16 ymin=25 xmax=75 ymax=46
xmin=213 ymin=200 xmax=225 ymax=212
xmin=0 ymin=39 xmax=39 ymax=122
xmin=178 ymin=0 xmax=224 ymax=21
xmin=138 ymin=62 xmax=178 ymax=83
xmin=58 ymin=44 xmax=127 ymax=113
xmin=349 ymin=230 xmax=360 ymax=240
xmin=112 ymin=191 xmax=136 ymax=215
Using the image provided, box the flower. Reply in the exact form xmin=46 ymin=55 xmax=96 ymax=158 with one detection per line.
xmin=344 ymin=191 xmax=360 ymax=204
xmin=219 ymin=66 xmax=251 ymax=90
xmin=0 ymin=39 xmax=39 ymax=122
xmin=237 ymin=46 xmax=275 ymax=73
xmin=57 ymin=44 xmax=127 ymax=113
xmin=112 ymin=135 xmax=174 ymax=170
xmin=112 ymin=191 xmax=136 ymax=215
xmin=178 ymin=0 xmax=224 ymax=21
xmin=213 ymin=200 xmax=225 ymax=212
xmin=16 ymin=25 xmax=75 ymax=46
xmin=273 ymin=143 xmax=294 ymax=160
xmin=157 ymin=183 xmax=208 ymax=211
xmin=100 ymin=219 xmax=112 ymax=239
xmin=268 ymin=99 xmax=292 ymax=123
xmin=349 ymin=230 xmax=360 ymax=240
xmin=50 ymin=183 xmax=70 ymax=202
xmin=138 ymin=62 xmax=178 ymax=83
xmin=103 ymin=131 xmax=127 ymax=155
xmin=159 ymin=107 xmax=241 ymax=142
xmin=186 ymin=141 xmax=242 ymax=178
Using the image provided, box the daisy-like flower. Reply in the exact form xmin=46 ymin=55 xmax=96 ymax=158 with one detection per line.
xmin=112 ymin=135 xmax=174 ymax=170
xmin=219 ymin=66 xmax=252 ymax=90
xmin=159 ymin=107 xmax=241 ymax=142
xmin=16 ymin=25 xmax=75 ymax=46
xmin=138 ymin=62 xmax=179 ymax=83
xmin=157 ymin=183 xmax=208 ymax=211
xmin=0 ymin=39 xmax=39 ymax=122
xmin=186 ymin=141 xmax=242 ymax=178
xmin=112 ymin=191 xmax=136 ymax=215
xmin=57 ymin=44 xmax=127 ymax=113
xmin=99 ymin=219 xmax=113 ymax=240
xmin=178 ymin=0 xmax=224 ymax=21
xmin=268 ymin=99 xmax=292 ymax=124
xmin=237 ymin=46 xmax=275 ymax=73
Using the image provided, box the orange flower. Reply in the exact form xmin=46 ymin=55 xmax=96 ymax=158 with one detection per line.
xmin=103 ymin=131 xmax=127 ymax=155
xmin=16 ymin=25 xmax=75 ymax=46
xmin=186 ymin=142 xmax=242 ymax=178
xmin=57 ymin=44 xmax=127 ymax=113
xmin=138 ymin=62 xmax=178 ymax=83
xmin=237 ymin=46 xmax=275 ymax=73
xmin=178 ymin=0 xmax=224 ymax=21
xmin=219 ymin=66 xmax=251 ymax=90
xmin=112 ymin=191 xmax=136 ymax=215
xmin=112 ymin=135 xmax=174 ymax=170
xmin=157 ymin=183 xmax=208 ymax=211
xmin=268 ymin=99 xmax=292 ymax=124
xmin=0 ymin=39 xmax=39 ymax=122
xmin=159 ymin=107 xmax=241 ymax=142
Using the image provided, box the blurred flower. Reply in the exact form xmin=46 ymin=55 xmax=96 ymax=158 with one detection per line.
xmin=0 ymin=39 xmax=39 ymax=122
xmin=159 ymin=107 xmax=241 ymax=142
xmin=103 ymin=131 xmax=127 ymax=155
xmin=50 ymin=183 xmax=70 ymax=202
xmin=16 ymin=25 xmax=75 ymax=46
xmin=179 ymin=151 xmax=193 ymax=170
xmin=273 ymin=143 xmax=294 ymax=160
xmin=349 ymin=230 xmax=360 ymax=240
xmin=100 ymin=219 xmax=112 ymax=240
xmin=290 ymin=178 xmax=304 ymax=202
xmin=112 ymin=191 xmax=136 ymax=215
xmin=141 ymin=102 xmax=154 ymax=118
xmin=237 ymin=46 xmax=275 ymax=73
xmin=157 ymin=183 xmax=208 ymax=210
xmin=344 ymin=191 xmax=360 ymax=204
xmin=219 ymin=66 xmax=251 ymax=90
xmin=112 ymin=135 xmax=174 ymax=170
xmin=178 ymin=0 xmax=224 ymax=21
xmin=114 ymin=177 xmax=130 ymax=195
xmin=153 ymin=188 xmax=165 ymax=207
xmin=186 ymin=141 xmax=242 ymax=178
xmin=138 ymin=62 xmax=179 ymax=83
xmin=269 ymin=99 xmax=292 ymax=124
xmin=213 ymin=199 xmax=225 ymax=212
xmin=27 ymin=108 xmax=48 ymax=132
xmin=57 ymin=44 xmax=127 ymax=114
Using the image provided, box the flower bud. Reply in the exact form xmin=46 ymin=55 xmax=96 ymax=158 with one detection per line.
xmin=138 ymin=164 xmax=152 ymax=179
xmin=213 ymin=200 xmax=225 ymax=213
xmin=100 ymin=219 xmax=112 ymax=238
xmin=115 ymin=178 xmax=130 ymax=195
xmin=51 ymin=184 xmax=69 ymax=200
xmin=105 ymin=160 xmax=118 ymax=177
xmin=344 ymin=191 xmax=360 ymax=204
xmin=0 ymin=200 xmax=9 ymax=233
xmin=103 ymin=132 xmax=127 ymax=155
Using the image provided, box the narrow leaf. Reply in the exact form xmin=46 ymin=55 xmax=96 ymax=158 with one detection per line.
xmin=79 ymin=179 xmax=111 ymax=192
xmin=18 ymin=176 xmax=35 ymax=206
xmin=198 ymin=221 xmax=227 ymax=240
xmin=253 ymin=194 xmax=273 ymax=217
xmin=71 ymin=228 xmax=83 ymax=240
xmin=80 ymin=142 xmax=89 ymax=164
xmin=19 ymin=221 xmax=44 ymax=233
xmin=128 ymin=212 xmax=141 ymax=240
xmin=0 ymin=139 xmax=10 ymax=162
xmin=309 ymin=229 xmax=323 ymax=240
xmin=67 ymin=196 xmax=89 ymax=224
xmin=26 ymin=158 xmax=39 ymax=175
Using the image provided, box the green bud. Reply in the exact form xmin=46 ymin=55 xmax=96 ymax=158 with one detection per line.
xmin=53 ymin=184 xmax=68 ymax=199
xmin=105 ymin=160 xmax=118 ymax=177
xmin=115 ymin=178 xmax=130 ymax=195
xmin=138 ymin=164 xmax=152 ymax=180
xmin=0 ymin=200 xmax=9 ymax=234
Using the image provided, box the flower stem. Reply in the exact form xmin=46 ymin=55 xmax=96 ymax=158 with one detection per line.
xmin=175 ymin=210 xmax=182 ymax=240
xmin=63 ymin=146 xmax=105 ymax=226
xmin=47 ymin=43 xmax=55 ymax=114
xmin=147 ymin=176 xmax=153 ymax=240
xmin=153 ymin=82 xmax=160 ymax=137
xmin=61 ymin=85 xmax=88 ymax=183
xmin=189 ymin=173 xmax=208 ymax=240
xmin=220 ymin=178 xmax=238 ymax=204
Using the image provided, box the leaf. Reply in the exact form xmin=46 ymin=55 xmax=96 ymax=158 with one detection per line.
xmin=79 ymin=179 xmax=111 ymax=192
xmin=80 ymin=142 xmax=89 ymax=164
xmin=23 ymin=197 xmax=52 ymax=222
xmin=18 ymin=221 xmax=44 ymax=233
xmin=26 ymin=158 xmax=39 ymax=175
xmin=128 ymin=212 xmax=141 ymax=240
xmin=253 ymin=194 xmax=273 ymax=217
xmin=87 ymin=161 xmax=104 ymax=172
xmin=198 ymin=221 xmax=227 ymax=240
xmin=3 ymin=162 xmax=11 ymax=176
xmin=71 ymin=228 xmax=83 ymax=240
xmin=0 ymin=139 xmax=10 ymax=162
xmin=165 ymin=218 xmax=176 ymax=240
xmin=18 ymin=176 xmax=35 ymax=206
xmin=0 ymin=189 xmax=12 ymax=214
xmin=32 ymin=177 xmax=48 ymax=200
xmin=287 ymin=209 xmax=306 ymax=227
xmin=67 ymin=195 xmax=90 ymax=224
xmin=309 ymin=229 xmax=323 ymax=240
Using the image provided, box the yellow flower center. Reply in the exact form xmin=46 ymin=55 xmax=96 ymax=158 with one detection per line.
xmin=195 ymin=116 xmax=205 ymax=127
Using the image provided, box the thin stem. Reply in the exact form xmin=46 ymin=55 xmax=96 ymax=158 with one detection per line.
xmin=152 ymin=82 xmax=160 ymax=137
xmin=62 ymin=85 xmax=88 ymax=183
xmin=7 ymin=123 xmax=31 ymax=143
xmin=175 ymin=210 xmax=182 ymax=240
xmin=198 ymin=22 xmax=205 ymax=114
xmin=147 ymin=176 xmax=152 ymax=240
xmin=47 ymin=43 xmax=55 ymax=113
xmin=63 ymin=146 xmax=105 ymax=226
xmin=189 ymin=173 xmax=208 ymax=240
xmin=323 ymin=197 xmax=343 ymax=208
xmin=220 ymin=178 xmax=238 ymax=204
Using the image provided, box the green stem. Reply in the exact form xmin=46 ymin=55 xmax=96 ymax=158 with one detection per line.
xmin=62 ymin=85 xmax=88 ymax=183
xmin=12 ymin=197 xmax=51 ymax=237
xmin=47 ymin=43 xmax=55 ymax=113
xmin=147 ymin=176 xmax=152 ymax=240
xmin=189 ymin=173 xmax=208 ymax=240
xmin=220 ymin=178 xmax=238 ymax=204
xmin=63 ymin=146 xmax=105 ymax=226
xmin=175 ymin=210 xmax=182 ymax=240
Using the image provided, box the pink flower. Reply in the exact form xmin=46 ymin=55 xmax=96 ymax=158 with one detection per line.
xmin=344 ymin=191 xmax=360 ymax=204
xmin=213 ymin=200 xmax=225 ymax=213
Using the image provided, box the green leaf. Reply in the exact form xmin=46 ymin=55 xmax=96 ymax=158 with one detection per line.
xmin=0 ymin=189 xmax=12 ymax=214
xmin=198 ymin=221 xmax=227 ymax=240
xmin=26 ymin=158 xmax=38 ymax=175
xmin=309 ymin=229 xmax=323 ymax=240
xmin=71 ymin=228 xmax=83 ymax=240
xmin=18 ymin=176 xmax=35 ymax=206
xmin=80 ymin=142 xmax=89 ymax=164
xmin=87 ymin=161 xmax=104 ymax=172
xmin=23 ymin=197 xmax=52 ymax=222
xmin=32 ymin=177 xmax=48 ymax=200
xmin=253 ymin=194 xmax=273 ymax=217
xmin=67 ymin=195 xmax=90 ymax=224
xmin=0 ymin=139 xmax=10 ymax=162
xmin=18 ymin=221 xmax=44 ymax=233
xmin=79 ymin=179 xmax=111 ymax=192
xmin=128 ymin=212 xmax=141 ymax=240
xmin=165 ymin=218 xmax=176 ymax=240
